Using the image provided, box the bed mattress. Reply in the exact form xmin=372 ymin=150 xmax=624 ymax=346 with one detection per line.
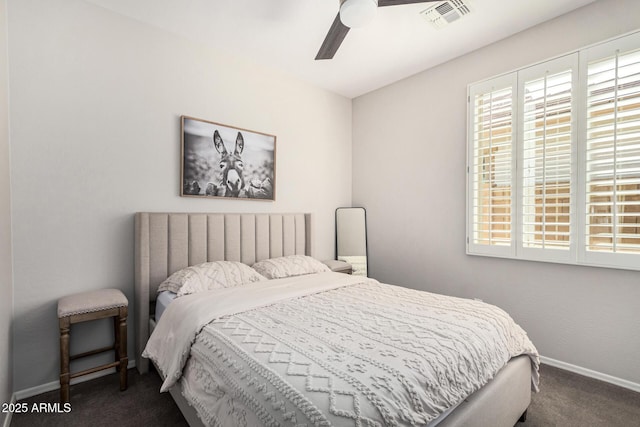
xmin=155 ymin=291 xmax=176 ymax=323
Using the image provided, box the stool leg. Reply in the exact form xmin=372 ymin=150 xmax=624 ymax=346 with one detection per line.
xmin=118 ymin=307 xmax=128 ymax=391
xmin=113 ymin=315 xmax=119 ymax=363
xmin=59 ymin=317 xmax=71 ymax=403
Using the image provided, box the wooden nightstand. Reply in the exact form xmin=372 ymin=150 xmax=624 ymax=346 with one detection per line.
xmin=322 ymin=259 xmax=353 ymax=274
xmin=57 ymin=288 xmax=128 ymax=403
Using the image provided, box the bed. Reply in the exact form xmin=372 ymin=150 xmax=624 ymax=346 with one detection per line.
xmin=135 ymin=212 xmax=539 ymax=427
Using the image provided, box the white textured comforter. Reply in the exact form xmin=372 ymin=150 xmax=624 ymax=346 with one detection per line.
xmin=144 ymin=272 xmax=539 ymax=427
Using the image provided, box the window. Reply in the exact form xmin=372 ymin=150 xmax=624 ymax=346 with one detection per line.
xmin=468 ymin=75 xmax=516 ymax=257
xmin=518 ymin=54 xmax=578 ymax=263
xmin=583 ymin=37 xmax=640 ymax=269
xmin=467 ymin=31 xmax=640 ymax=270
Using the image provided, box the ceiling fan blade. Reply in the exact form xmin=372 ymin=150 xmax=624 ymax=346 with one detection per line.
xmin=315 ymin=13 xmax=350 ymax=60
xmin=378 ymin=0 xmax=441 ymax=6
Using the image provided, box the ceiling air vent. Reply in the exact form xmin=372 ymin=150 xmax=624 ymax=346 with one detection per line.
xmin=420 ymin=0 xmax=472 ymax=29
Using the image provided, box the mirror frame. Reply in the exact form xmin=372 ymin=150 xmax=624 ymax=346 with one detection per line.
xmin=335 ymin=207 xmax=368 ymax=277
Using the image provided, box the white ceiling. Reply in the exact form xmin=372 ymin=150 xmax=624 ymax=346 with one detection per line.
xmin=84 ymin=0 xmax=598 ymax=98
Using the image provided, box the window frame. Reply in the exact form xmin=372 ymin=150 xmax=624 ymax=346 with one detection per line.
xmin=579 ymin=32 xmax=640 ymax=270
xmin=466 ymin=30 xmax=640 ymax=271
xmin=516 ymin=53 xmax=579 ymax=264
xmin=467 ymin=73 xmax=517 ymax=259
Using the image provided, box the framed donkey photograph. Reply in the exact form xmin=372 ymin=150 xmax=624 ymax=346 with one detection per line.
xmin=181 ymin=116 xmax=276 ymax=200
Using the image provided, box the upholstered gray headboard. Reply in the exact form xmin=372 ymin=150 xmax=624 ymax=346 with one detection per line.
xmin=134 ymin=212 xmax=314 ymax=373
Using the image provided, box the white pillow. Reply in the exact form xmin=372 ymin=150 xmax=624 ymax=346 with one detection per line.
xmin=252 ymin=255 xmax=330 ymax=279
xmin=157 ymin=261 xmax=266 ymax=297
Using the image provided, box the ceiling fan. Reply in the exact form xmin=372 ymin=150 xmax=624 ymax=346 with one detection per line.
xmin=316 ymin=0 xmax=442 ymax=60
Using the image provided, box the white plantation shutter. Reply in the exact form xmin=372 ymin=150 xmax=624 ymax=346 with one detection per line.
xmin=468 ymin=75 xmax=516 ymax=256
xmin=467 ymin=31 xmax=640 ymax=270
xmin=583 ymin=34 xmax=640 ymax=266
xmin=518 ymin=55 xmax=577 ymax=261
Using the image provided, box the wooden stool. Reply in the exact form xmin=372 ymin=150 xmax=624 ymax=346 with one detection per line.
xmin=57 ymin=288 xmax=128 ymax=403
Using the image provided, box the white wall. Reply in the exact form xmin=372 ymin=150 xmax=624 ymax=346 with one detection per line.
xmin=8 ymin=0 xmax=352 ymax=391
xmin=0 ymin=0 xmax=14 ymax=419
xmin=353 ymin=0 xmax=640 ymax=386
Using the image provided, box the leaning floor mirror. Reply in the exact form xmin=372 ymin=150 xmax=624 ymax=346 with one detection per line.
xmin=335 ymin=207 xmax=368 ymax=277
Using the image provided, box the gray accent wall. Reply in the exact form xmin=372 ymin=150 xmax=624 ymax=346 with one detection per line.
xmin=0 ymin=0 xmax=13 ymax=420
xmin=8 ymin=0 xmax=351 ymax=391
xmin=352 ymin=0 xmax=640 ymax=386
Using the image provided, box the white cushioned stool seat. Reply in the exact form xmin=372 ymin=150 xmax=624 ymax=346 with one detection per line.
xmin=58 ymin=288 xmax=128 ymax=317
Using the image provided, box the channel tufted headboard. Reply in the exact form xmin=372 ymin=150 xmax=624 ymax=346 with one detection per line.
xmin=134 ymin=212 xmax=314 ymax=373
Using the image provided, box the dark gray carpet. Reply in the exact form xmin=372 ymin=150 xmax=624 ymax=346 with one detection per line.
xmin=10 ymin=364 xmax=640 ymax=426
xmin=11 ymin=369 xmax=188 ymax=427
xmin=520 ymin=364 xmax=640 ymax=427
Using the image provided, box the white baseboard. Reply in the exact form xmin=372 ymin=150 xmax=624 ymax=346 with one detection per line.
xmin=1 ymin=394 xmax=16 ymax=427
xmin=540 ymin=356 xmax=640 ymax=393
xmin=11 ymin=357 xmax=639 ymax=406
xmin=14 ymin=360 xmax=136 ymax=401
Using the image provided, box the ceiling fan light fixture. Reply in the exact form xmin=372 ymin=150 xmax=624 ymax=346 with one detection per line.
xmin=339 ymin=0 xmax=378 ymax=28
